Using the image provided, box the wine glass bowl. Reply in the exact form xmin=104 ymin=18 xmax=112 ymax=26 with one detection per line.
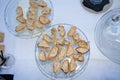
xmin=0 ymin=52 xmax=15 ymax=69
xmin=95 ymin=9 xmax=120 ymax=64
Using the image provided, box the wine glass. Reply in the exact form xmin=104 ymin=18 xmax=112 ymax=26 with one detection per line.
xmin=95 ymin=9 xmax=120 ymax=64
xmin=0 ymin=51 xmax=15 ymax=73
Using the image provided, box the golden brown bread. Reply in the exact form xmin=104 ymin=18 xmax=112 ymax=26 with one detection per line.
xmin=39 ymin=15 xmax=50 ymax=24
xmin=29 ymin=0 xmax=39 ymax=8
xmin=42 ymin=7 xmax=51 ymax=15
xmin=16 ymin=6 xmax=23 ymax=17
xmin=27 ymin=13 xmax=37 ymax=21
xmin=0 ymin=32 xmax=4 ymax=42
xmin=15 ymin=24 xmax=26 ymax=32
xmin=78 ymin=56 xmax=84 ymax=62
xmin=38 ymin=49 xmax=47 ymax=62
xmin=53 ymin=60 xmax=61 ymax=74
xmin=42 ymin=34 xmax=53 ymax=43
xmin=38 ymin=40 xmax=50 ymax=49
xmin=51 ymin=28 xmax=57 ymax=38
xmin=0 ymin=45 xmax=5 ymax=53
xmin=58 ymin=25 xmax=66 ymax=37
xmin=29 ymin=6 xmax=38 ymax=15
xmin=67 ymin=26 xmax=76 ymax=37
xmin=16 ymin=16 xmax=26 ymax=24
xmin=66 ymin=45 xmax=74 ymax=57
xmin=69 ymin=58 xmax=77 ymax=72
xmin=35 ymin=20 xmax=44 ymax=29
xmin=78 ymin=40 xmax=88 ymax=48
xmin=76 ymin=47 xmax=89 ymax=54
xmin=39 ymin=0 xmax=47 ymax=7
xmin=61 ymin=60 xmax=69 ymax=73
xmin=47 ymin=45 xmax=58 ymax=60
xmin=58 ymin=46 xmax=67 ymax=60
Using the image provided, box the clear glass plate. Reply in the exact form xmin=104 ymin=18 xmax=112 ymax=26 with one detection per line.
xmin=4 ymin=0 xmax=54 ymax=39
xmin=35 ymin=23 xmax=90 ymax=80
xmin=95 ymin=9 xmax=120 ymax=64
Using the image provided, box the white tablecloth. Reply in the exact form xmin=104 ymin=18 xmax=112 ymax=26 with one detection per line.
xmin=0 ymin=0 xmax=120 ymax=80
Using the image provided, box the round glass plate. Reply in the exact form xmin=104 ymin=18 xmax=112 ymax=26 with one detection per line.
xmin=95 ymin=9 xmax=120 ymax=64
xmin=4 ymin=0 xmax=54 ymax=39
xmin=35 ymin=23 xmax=90 ymax=80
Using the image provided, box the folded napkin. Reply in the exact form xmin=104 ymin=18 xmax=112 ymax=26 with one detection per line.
xmin=0 ymin=74 xmax=14 ymax=80
xmin=82 ymin=0 xmax=110 ymax=12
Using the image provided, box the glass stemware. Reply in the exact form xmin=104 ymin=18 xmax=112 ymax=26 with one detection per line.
xmin=0 ymin=51 xmax=15 ymax=73
xmin=95 ymin=9 xmax=120 ymax=64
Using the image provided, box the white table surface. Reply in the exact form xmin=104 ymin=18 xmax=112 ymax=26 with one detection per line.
xmin=0 ymin=0 xmax=120 ymax=80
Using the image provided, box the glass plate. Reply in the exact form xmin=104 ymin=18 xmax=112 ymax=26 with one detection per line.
xmin=95 ymin=9 xmax=120 ymax=64
xmin=4 ymin=0 xmax=54 ymax=39
xmin=35 ymin=23 xmax=90 ymax=80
